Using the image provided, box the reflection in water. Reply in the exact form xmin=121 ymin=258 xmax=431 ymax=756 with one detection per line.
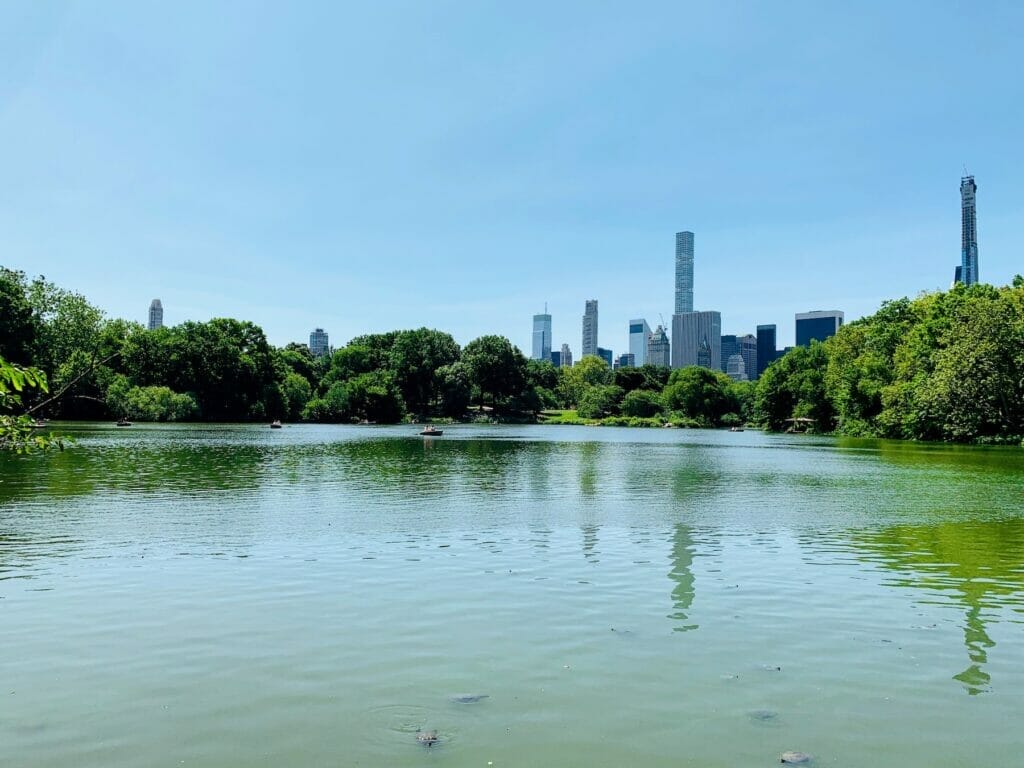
xmin=581 ymin=524 xmax=599 ymax=562
xmin=853 ymin=519 xmax=1024 ymax=695
xmin=668 ymin=524 xmax=698 ymax=632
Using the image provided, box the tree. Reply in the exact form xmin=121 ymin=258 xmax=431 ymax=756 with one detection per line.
xmin=344 ymin=371 xmax=404 ymax=423
xmin=663 ymin=366 xmax=738 ymax=426
xmin=614 ymin=364 xmax=670 ymax=394
xmin=0 ymin=356 xmax=61 ymax=452
xmin=388 ymin=328 xmax=460 ymax=415
xmin=753 ymin=343 xmax=834 ymax=431
xmin=281 ymin=372 xmax=313 ymax=421
xmin=0 ymin=268 xmax=37 ymax=365
xmin=560 ymin=355 xmax=612 ymax=406
xmin=435 ymin=362 xmax=473 ymax=417
xmin=461 ymin=335 xmax=528 ymax=409
xmin=621 ymin=389 xmax=663 ymax=418
xmin=577 ymin=385 xmax=624 ymax=419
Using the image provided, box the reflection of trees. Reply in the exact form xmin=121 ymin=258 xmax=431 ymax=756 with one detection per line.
xmin=667 ymin=524 xmax=698 ymax=632
xmin=854 ymin=519 xmax=1024 ymax=695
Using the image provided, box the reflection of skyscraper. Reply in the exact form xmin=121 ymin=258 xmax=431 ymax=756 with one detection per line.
xmin=581 ymin=300 xmax=598 ymax=358
xmin=675 ymin=231 xmax=694 ymax=314
xmin=148 ymin=299 xmax=163 ymax=330
xmin=667 ymin=524 xmax=698 ymax=632
xmin=532 ymin=311 xmax=552 ymax=361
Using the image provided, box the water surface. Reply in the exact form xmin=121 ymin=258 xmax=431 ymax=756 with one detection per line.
xmin=2 ymin=424 xmax=1022 ymax=766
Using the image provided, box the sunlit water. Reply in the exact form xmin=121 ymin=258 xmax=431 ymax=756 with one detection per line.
xmin=2 ymin=424 xmax=1022 ymax=767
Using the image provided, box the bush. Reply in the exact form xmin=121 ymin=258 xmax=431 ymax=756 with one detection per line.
xmin=621 ymin=389 xmax=663 ymax=418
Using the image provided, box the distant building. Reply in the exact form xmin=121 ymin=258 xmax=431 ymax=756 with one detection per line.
xmin=617 ymin=353 xmax=635 ymax=369
xmin=647 ymin=325 xmax=671 ymax=368
xmin=795 ymin=311 xmax=844 ymax=347
xmin=720 ymin=334 xmax=740 ymax=374
xmin=550 ymin=350 xmax=561 ymax=367
xmin=309 ymin=327 xmax=331 ymax=358
xmin=756 ymin=324 xmax=777 ymax=377
xmin=672 ymin=311 xmax=721 ymax=370
xmin=532 ymin=312 xmax=552 ymax=361
xmin=739 ymin=334 xmax=757 ymax=381
xmin=726 ymin=354 xmax=747 ymax=381
xmin=561 ymin=343 xmax=573 ymax=368
xmin=955 ymin=174 xmax=979 ymax=286
xmin=675 ymin=231 xmax=694 ymax=314
xmin=597 ymin=347 xmax=613 ymax=368
xmin=628 ymin=318 xmax=651 ymax=366
xmin=147 ymin=299 xmax=163 ymax=330
xmin=581 ymin=300 xmax=599 ymax=358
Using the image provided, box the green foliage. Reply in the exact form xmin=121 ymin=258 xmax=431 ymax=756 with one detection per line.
xmin=613 ymin=364 xmax=670 ymax=394
xmin=388 ymin=328 xmax=460 ymax=415
xmin=0 ymin=356 xmax=62 ymax=452
xmin=620 ymin=388 xmax=664 ymax=418
xmin=105 ymin=376 xmax=198 ymax=421
xmin=302 ymin=382 xmax=351 ymax=423
xmin=662 ymin=366 xmax=739 ymax=426
xmin=461 ymin=335 xmax=528 ymax=409
xmin=754 ymin=281 xmax=1024 ymax=442
xmin=434 ymin=362 xmax=473 ymax=417
xmin=0 ymin=268 xmax=37 ymax=364
xmin=560 ymin=355 xmax=612 ymax=406
xmin=577 ymin=384 xmax=624 ymax=419
xmin=281 ymin=372 xmax=313 ymax=421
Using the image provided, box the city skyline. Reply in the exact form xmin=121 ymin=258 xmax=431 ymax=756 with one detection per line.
xmin=5 ymin=4 xmax=1022 ymax=357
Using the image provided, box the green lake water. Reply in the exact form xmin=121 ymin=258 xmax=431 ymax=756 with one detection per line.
xmin=1 ymin=424 xmax=1022 ymax=767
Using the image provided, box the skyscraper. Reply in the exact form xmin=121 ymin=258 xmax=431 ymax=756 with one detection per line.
xmin=675 ymin=231 xmax=694 ymax=314
xmin=560 ymin=343 xmax=573 ymax=368
xmin=956 ymin=174 xmax=979 ymax=286
xmin=628 ymin=318 xmax=651 ymax=366
xmin=617 ymin=353 xmax=635 ymax=369
xmin=581 ymin=300 xmax=598 ymax=358
xmin=309 ymin=328 xmax=330 ymax=358
xmin=597 ymin=347 xmax=613 ymax=368
xmin=739 ymin=334 xmax=758 ymax=381
xmin=795 ymin=311 xmax=844 ymax=346
xmin=647 ymin=325 xmax=671 ymax=367
xmin=720 ymin=334 xmax=739 ymax=374
xmin=550 ymin=350 xmax=561 ymax=367
xmin=726 ymin=354 xmax=747 ymax=381
xmin=672 ymin=311 xmax=721 ymax=370
xmin=756 ymin=324 xmax=777 ymax=377
xmin=532 ymin=311 xmax=552 ymax=361
xmin=147 ymin=299 xmax=163 ymax=330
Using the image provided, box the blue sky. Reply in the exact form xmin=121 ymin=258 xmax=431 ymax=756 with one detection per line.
xmin=2 ymin=1 xmax=1022 ymax=354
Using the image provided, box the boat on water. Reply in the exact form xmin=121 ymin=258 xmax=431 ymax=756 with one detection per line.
xmin=730 ymin=426 xmax=745 ymax=432
xmin=270 ymin=420 xmax=283 ymax=429
xmin=420 ymin=426 xmax=443 ymax=436
xmin=30 ymin=419 xmax=48 ymax=429
xmin=116 ymin=419 xmax=132 ymax=427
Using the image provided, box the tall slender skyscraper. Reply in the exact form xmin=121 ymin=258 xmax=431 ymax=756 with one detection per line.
xmin=675 ymin=231 xmax=694 ymax=314
xmin=532 ymin=310 xmax=552 ymax=361
xmin=560 ymin=343 xmax=573 ymax=368
xmin=147 ymin=299 xmax=163 ymax=330
xmin=581 ymin=300 xmax=598 ymax=358
xmin=956 ymin=174 xmax=979 ymax=286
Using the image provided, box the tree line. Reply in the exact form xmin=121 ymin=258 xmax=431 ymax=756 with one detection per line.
xmin=2 ymin=265 xmax=1022 ymax=443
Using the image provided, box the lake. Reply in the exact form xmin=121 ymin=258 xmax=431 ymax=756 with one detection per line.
xmin=2 ymin=424 xmax=1022 ymax=767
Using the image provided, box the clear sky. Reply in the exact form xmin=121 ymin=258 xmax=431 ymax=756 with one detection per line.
xmin=2 ymin=1 xmax=1022 ymax=354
